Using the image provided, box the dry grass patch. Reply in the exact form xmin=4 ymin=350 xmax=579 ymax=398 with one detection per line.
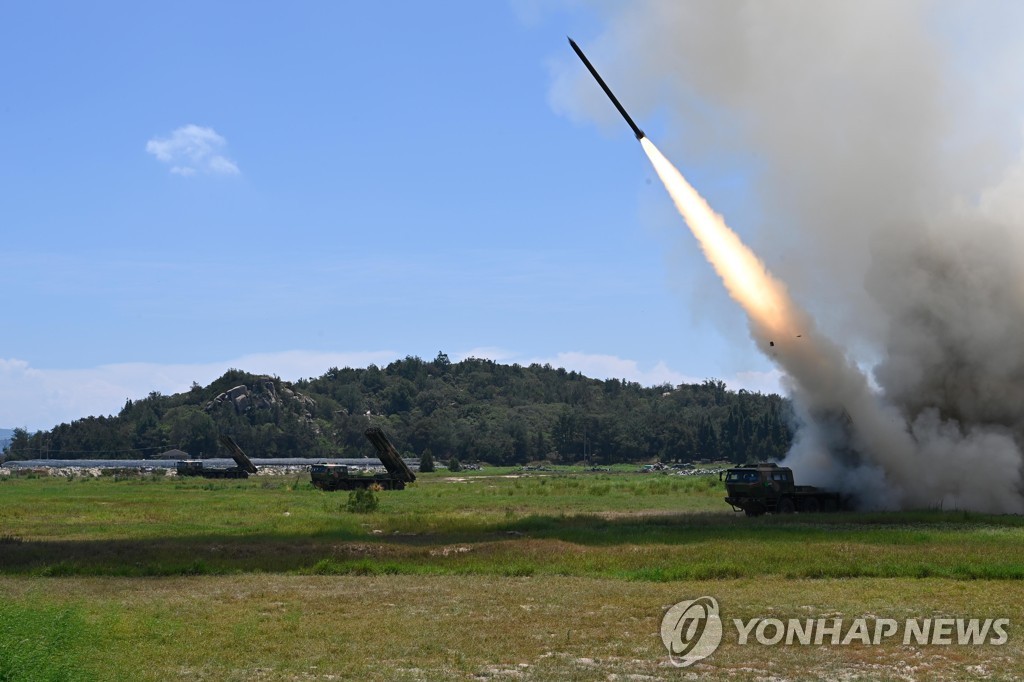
xmin=1 ymin=575 xmax=1021 ymax=681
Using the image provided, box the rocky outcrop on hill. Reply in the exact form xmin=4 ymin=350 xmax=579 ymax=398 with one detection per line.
xmin=204 ymin=377 xmax=316 ymax=421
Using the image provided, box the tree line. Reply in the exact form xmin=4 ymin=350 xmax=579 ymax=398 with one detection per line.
xmin=2 ymin=353 xmax=793 ymax=465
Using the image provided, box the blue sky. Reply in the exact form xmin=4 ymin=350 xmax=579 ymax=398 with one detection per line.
xmin=1 ymin=1 xmax=780 ymax=430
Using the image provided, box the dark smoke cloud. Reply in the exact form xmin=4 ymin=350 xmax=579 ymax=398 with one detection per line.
xmin=552 ymin=1 xmax=1024 ymax=511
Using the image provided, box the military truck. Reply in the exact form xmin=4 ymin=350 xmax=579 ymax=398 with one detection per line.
xmin=310 ymin=427 xmax=416 ymax=491
xmin=721 ymin=462 xmax=848 ymax=516
xmin=175 ymin=435 xmax=258 ymax=479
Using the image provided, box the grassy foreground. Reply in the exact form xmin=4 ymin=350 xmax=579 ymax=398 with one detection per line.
xmin=1 ymin=469 xmax=1023 ymax=679
xmin=2 ymin=575 xmax=1022 ymax=681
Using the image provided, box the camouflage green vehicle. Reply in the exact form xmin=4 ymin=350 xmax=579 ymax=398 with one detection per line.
xmin=310 ymin=427 xmax=416 ymax=491
xmin=175 ymin=435 xmax=258 ymax=479
xmin=309 ymin=463 xmax=408 ymax=490
xmin=175 ymin=459 xmax=249 ymax=478
xmin=722 ymin=462 xmax=849 ymax=516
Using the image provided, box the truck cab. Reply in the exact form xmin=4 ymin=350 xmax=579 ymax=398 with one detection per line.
xmin=175 ymin=459 xmax=205 ymax=477
xmin=722 ymin=463 xmax=844 ymax=516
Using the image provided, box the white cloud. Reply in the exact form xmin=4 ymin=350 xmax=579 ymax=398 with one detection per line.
xmin=540 ymin=351 xmax=695 ymax=387
xmin=0 ymin=350 xmax=398 ymax=431
xmin=145 ymin=124 xmax=240 ymax=176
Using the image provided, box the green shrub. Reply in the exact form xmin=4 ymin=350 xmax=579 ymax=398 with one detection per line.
xmin=447 ymin=457 xmax=462 ymax=473
xmin=345 ymin=487 xmax=379 ymax=514
xmin=420 ymin=450 xmax=435 ymax=473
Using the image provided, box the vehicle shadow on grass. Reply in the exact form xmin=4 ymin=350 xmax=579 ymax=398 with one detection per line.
xmin=2 ymin=509 xmax=1020 ymax=578
xmin=459 ymin=508 xmax=1024 ymax=551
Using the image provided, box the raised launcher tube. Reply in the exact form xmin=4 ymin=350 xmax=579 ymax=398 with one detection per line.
xmin=218 ymin=434 xmax=258 ymax=475
xmin=364 ymin=427 xmax=416 ymax=484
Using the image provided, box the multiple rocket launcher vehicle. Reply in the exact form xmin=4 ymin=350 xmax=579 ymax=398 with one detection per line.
xmin=175 ymin=435 xmax=258 ymax=479
xmin=176 ymin=429 xmax=416 ymax=491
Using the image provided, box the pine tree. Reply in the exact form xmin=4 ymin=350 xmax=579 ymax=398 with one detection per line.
xmin=420 ymin=449 xmax=435 ymax=473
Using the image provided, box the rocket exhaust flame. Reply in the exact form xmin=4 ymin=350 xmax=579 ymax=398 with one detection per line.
xmin=640 ymin=139 xmax=792 ymax=343
xmin=639 ymin=138 xmax=1024 ymax=513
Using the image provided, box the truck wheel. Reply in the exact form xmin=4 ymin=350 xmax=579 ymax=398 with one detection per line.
xmin=802 ymin=497 xmax=821 ymax=513
xmin=778 ymin=498 xmax=796 ymax=514
xmin=744 ymin=508 xmax=761 ymax=517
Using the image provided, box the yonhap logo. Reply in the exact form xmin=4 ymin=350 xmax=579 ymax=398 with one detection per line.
xmin=660 ymin=596 xmax=723 ymax=667
xmin=659 ymin=596 xmax=1010 ymax=667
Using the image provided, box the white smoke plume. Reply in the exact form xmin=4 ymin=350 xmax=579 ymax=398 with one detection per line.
xmin=553 ymin=1 xmax=1024 ymax=512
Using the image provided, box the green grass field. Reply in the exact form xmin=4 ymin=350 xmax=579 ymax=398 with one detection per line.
xmin=1 ymin=468 xmax=1022 ymax=680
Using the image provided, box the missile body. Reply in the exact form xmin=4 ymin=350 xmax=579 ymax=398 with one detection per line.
xmin=568 ymin=37 xmax=645 ymax=141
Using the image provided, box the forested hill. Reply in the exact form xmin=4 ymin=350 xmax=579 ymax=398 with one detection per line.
xmin=2 ymin=354 xmax=793 ymax=465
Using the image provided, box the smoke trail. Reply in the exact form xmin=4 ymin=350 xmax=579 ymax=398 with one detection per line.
xmin=641 ymin=137 xmax=1024 ymax=512
xmin=552 ymin=2 xmax=1024 ymax=513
